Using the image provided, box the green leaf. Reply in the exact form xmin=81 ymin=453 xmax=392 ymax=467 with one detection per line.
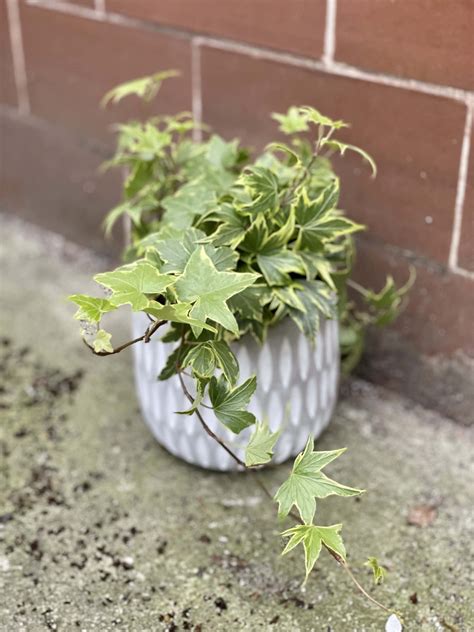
xmin=274 ymin=437 xmax=363 ymax=524
xmin=299 ymin=106 xmax=348 ymax=130
xmin=239 ymin=166 xmax=280 ymax=217
xmin=206 ymin=134 xmax=239 ymax=169
xmin=69 ymin=294 xmax=116 ymax=322
xmin=157 ymin=345 xmax=186 ymax=381
xmin=286 ymin=280 xmax=337 ymax=341
xmin=293 ymin=183 xmax=361 ymax=251
xmin=152 ymin=228 xmax=205 ymax=273
xmin=175 ymin=378 xmax=206 ymax=415
xmin=364 ymin=557 xmax=387 ymax=585
xmin=262 ymin=206 xmax=296 ymax=251
xmin=210 ymin=340 xmax=239 ymax=385
xmin=153 ymin=228 xmax=238 ymax=275
xmin=162 ymin=180 xmax=217 ymax=229
xmin=272 ymin=107 xmax=310 ymax=134
xmin=321 ymin=139 xmax=377 ymax=177
xmin=183 ymin=343 xmax=216 ymax=380
xmin=102 ymin=70 xmax=179 ymax=106
xmin=103 ymin=192 xmax=157 ymax=236
xmin=239 ymin=215 xmax=269 ymax=253
xmin=245 ymin=421 xmax=280 ymax=466
xmin=183 ymin=340 xmax=238 ymax=386
xmin=144 ymin=302 xmax=216 ymax=332
xmin=95 ymin=262 xmax=174 ymax=311
xmin=257 ymin=249 xmax=305 ymax=286
xmin=209 ymin=375 xmax=257 ymax=434
xmin=228 ymin=285 xmax=269 ymax=322
xmin=299 ymin=252 xmax=335 ymax=289
xmin=364 ymin=272 xmax=414 ymax=326
xmin=92 ymin=329 xmax=113 ymax=353
xmin=174 ymin=246 xmax=259 ymax=335
xmin=271 ymin=285 xmax=307 ymax=313
xmin=200 ymin=203 xmax=247 ymax=248
xmin=266 ymin=142 xmax=301 ymax=167
xmin=281 ymin=523 xmax=346 ymax=583
xmin=113 ymin=122 xmax=172 ymax=162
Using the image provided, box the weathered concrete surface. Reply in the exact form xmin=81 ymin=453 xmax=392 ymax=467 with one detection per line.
xmin=1 ymin=214 xmax=473 ymax=632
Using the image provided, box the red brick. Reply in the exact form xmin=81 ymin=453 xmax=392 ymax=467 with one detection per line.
xmin=20 ymin=4 xmax=192 ymax=143
xmin=354 ymin=238 xmax=474 ymax=356
xmin=200 ymin=47 xmax=465 ymax=264
xmin=458 ymin=126 xmax=474 ymax=271
xmin=336 ymin=0 xmax=474 ymax=91
xmin=0 ymin=109 xmax=122 ymax=255
xmin=0 ymin=0 xmax=17 ymax=106
xmin=106 ymin=0 xmax=326 ymax=59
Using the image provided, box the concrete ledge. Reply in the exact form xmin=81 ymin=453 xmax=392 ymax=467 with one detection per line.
xmin=1 ymin=214 xmax=473 ymax=631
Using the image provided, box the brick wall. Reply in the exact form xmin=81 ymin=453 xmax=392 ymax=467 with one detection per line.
xmin=1 ymin=0 xmax=473 ymax=357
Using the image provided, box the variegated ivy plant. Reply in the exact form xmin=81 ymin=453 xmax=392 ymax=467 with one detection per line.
xmin=69 ymin=71 xmax=410 ymax=621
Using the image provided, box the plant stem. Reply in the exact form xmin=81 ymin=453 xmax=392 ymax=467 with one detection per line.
xmin=175 ymin=373 xmax=397 ymax=617
xmin=83 ymin=318 xmax=166 ymax=356
xmin=85 ymin=318 xmax=397 ymax=617
xmin=177 ymin=370 xmax=246 ymax=468
xmin=338 ymin=560 xmax=395 ymax=616
xmin=346 ymin=278 xmax=370 ymax=297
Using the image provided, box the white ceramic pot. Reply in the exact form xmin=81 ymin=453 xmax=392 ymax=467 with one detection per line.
xmin=132 ymin=313 xmax=340 ymax=471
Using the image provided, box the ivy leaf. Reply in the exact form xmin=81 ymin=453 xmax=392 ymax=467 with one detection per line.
xmin=183 ymin=343 xmax=216 ymax=380
xmin=364 ymin=557 xmax=387 ymax=585
xmin=153 ymin=228 xmax=205 ymax=273
xmin=92 ymin=329 xmax=113 ymax=353
xmin=363 ymin=273 xmax=414 ymax=327
xmin=321 ymin=139 xmax=377 ymax=177
xmin=294 ymin=183 xmax=352 ymax=250
xmin=262 ymin=206 xmax=296 ymax=251
xmin=102 ymin=69 xmax=179 ymax=106
xmin=272 ymin=107 xmax=309 ymax=134
xmin=155 ymin=229 xmax=238 ymax=274
xmin=206 ymin=134 xmax=239 ymax=169
xmin=175 ymin=378 xmax=206 ymax=415
xmin=103 ymin=193 xmax=157 ymax=236
xmin=274 ymin=437 xmax=364 ymax=524
xmin=144 ymin=302 xmax=216 ymax=332
xmin=95 ymin=262 xmax=175 ymax=311
xmin=209 ymin=375 xmax=257 ymax=434
xmin=286 ymin=281 xmax=337 ymax=341
xmin=245 ymin=421 xmax=280 ymax=466
xmin=281 ymin=523 xmax=346 ymax=583
xmin=113 ymin=122 xmax=172 ymax=162
xmin=266 ymin=142 xmax=301 ymax=167
xmin=174 ymin=247 xmax=259 ymax=335
xmin=157 ymin=345 xmax=187 ymax=381
xmin=228 ymin=285 xmax=270 ymax=322
xmin=210 ymin=341 xmax=239 ymax=385
xmin=239 ymin=166 xmax=279 ymax=217
xmin=69 ymin=294 xmax=116 ymax=322
xmin=239 ymin=215 xmax=269 ymax=253
xmin=299 ymin=252 xmax=336 ymax=289
xmin=271 ymin=285 xmax=307 ymax=313
xmin=299 ymin=106 xmax=348 ymax=130
xmin=200 ymin=203 xmax=247 ymax=248
xmin=162 ymin=180 xmax=216 ymax=228
xmin=257 ymin=249 xmax=305 ymax=286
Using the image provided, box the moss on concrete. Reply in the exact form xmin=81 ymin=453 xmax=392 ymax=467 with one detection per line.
xmin=1 ymin=215 xmax=473 ymax=631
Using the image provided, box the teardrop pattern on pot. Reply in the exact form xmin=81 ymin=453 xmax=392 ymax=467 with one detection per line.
xmin=132 ymin=313 xmax=340 ymax=471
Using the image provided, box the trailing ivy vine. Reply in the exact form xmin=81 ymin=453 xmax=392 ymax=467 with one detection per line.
xmin=69 ymin=71 xmax=411 ymax=625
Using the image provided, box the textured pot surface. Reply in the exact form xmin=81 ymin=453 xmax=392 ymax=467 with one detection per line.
xmin=132 ymin=314 xmax=340 ymax=471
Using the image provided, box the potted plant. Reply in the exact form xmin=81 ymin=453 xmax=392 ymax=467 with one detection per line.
xmin=69 ymin=71 xmax=410 ymax=623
